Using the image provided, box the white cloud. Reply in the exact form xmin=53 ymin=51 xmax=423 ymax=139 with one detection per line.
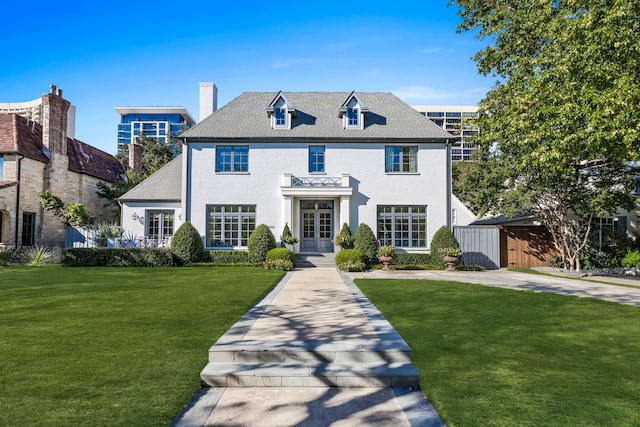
xmin=419 ymin=47 xmax=443 ymax=54
xmin=271 ymin=58 xmax=317 ymax=68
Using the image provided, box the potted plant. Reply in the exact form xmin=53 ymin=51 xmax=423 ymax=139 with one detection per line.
xmin=438 ymin=247 xmax=462 ymax=271
xmin=377 ymin=245 xmax=396 ymax=271
xmin=280 ymin=223 xmax=298 ymax=250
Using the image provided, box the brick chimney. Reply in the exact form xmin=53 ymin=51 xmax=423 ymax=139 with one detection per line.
xmin=129 ymin=142 xmax=144 ymax=175
xmin=41 ymin=84 xmax=70 ymax=156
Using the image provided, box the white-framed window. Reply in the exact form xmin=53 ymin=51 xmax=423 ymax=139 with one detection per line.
xmin=377 ymin=205 xmax=427 ymax=248
xmin=591 ymin=217 xmax=622 ymax=251
xmin=345 ymin=98 xmax=361 ymax=129
xmin=271 ymin=98 xmax=290 ymax=129
xmin=206 ymin=205 xmax=256 ymax=247
xmin=216 ymin=146 xmax=249 ymax=172
xmin=309 ymin=145 xmax=325 ymax=173
xmin=385 ymin=146 xmax=418 ymax=173
xmin=146 ymin=210 xmax=174 ymax=239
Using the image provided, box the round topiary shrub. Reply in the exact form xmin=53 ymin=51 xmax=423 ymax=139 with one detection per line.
xmin=248 ymin=224 xmax=277 ymax=263
xmin=353 ymin=223 xmax=379 ymax=264
xmin=171 ymin=221 xmax=204 ymax=265
xmin=430 ymin=225 xmax=460 ymax=261
xmin=265 ymin=247 xmax=295 ymax=271
xmin=335 ymin=249 xmax=367 ymax=272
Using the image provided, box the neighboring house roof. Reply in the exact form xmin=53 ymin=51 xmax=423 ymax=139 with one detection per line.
xmin=0 ymin=113 xmax=124 ymax=182
xmin=182 ymin=92 xmax=456 ymax=141
xmin=471 ymin=214 xmax=539 ymax=226
xmin=119 ymin=155 xmax=182 ymax=202
xmin=0 ymin=113 xmax=49 ymax=162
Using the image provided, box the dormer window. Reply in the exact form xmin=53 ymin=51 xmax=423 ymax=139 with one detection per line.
xmin=339 ymin=92 xmax=368 ymax=130
xmin=267 ymin=91 xmax=296 ymax=130
xmin=347 ymin=104 xmax=359 ymax=127
xmin=275 ymin=106 xmax=287 ymax=127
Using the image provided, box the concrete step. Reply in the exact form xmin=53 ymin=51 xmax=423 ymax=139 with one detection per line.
xmin=201 ymin=361 xmax=419 ymax=388
xmin=208 ymin=343 xmax=413 ymax=364
xmin=295 ymin=253 xmax=336 ymax=268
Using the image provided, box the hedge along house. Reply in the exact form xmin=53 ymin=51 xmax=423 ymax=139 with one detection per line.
xmin=120 ymin=91 xmax=466 ymax=253
xmin=0 ymin=85 xmax=125 ymax=249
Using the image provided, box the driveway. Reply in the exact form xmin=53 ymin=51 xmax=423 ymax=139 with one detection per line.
xmin=347 ymin=269 xmax=640 ymax=307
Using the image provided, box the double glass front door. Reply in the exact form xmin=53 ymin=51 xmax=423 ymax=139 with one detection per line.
xmin=300 ymin=200 xmax=333 ymax=252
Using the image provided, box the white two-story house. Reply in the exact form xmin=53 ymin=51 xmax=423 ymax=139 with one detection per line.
xmin=120 ymin=91 xmax=470 ymax=253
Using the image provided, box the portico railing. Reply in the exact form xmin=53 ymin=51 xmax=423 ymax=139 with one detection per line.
xmin=291 ymin=176 xmax=342 ymax=187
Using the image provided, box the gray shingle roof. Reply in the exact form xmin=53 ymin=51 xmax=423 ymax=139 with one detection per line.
xmin=182 ymin=92 xmax=456 ymax=141
xmin=119 ymin=155 xmax=182 ymax=202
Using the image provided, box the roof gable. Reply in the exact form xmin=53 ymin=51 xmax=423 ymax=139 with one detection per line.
xmin=119 ymin=155 xmax=182 ymax=202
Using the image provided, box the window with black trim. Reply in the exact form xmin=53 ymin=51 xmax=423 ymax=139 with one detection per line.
xmin=21 ymin=212 xmax=36 ymax=246
xmin=309 ymin=146 xmax=325 ymax=173
xmin=377 ymin=205 xmax=427 ymax=248
xmin=216 ymin=146 xmax=249 ymax=172
xmin=206 ymin=205 xmax=256 ymax=247
xmin=385 ymin=146 xmax=417 ymax=172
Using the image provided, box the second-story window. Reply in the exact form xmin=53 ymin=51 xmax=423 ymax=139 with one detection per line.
xmin=216 ymin=146 xmax=249 ymax=172
xmin=309 ymin=146 xmax=325 ymax=173
xmin=385 ymin=146 xmax=418 ymax=173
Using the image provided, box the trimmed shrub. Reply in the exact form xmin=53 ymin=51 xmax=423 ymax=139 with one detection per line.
xmin=353 ymin=223 xmax=379 ymax=264
xmin=171 ymin=222 xmax=204 ymax=265
xmin=621 ymin=250 xmax=640 ymax=268
xmin=335 ymin=249 xmax=367 ymax=265
xmin=205 ymin=250 xmax=251 ymax=264
xmin=394 ymin=252 xmax=440 ymax=266
xmin=248 ymin=224 xmax=277 ymax=263
xmin=430 ymin=226 xmax=460 ymax=261
xmin=333 ymin=223 xmax=354 ymax=249
xmin=62 ymin=248 xmax=173 ymax=267
xmin=264 ymin=258 xmax=294 ymax=271
xmin=266 ymin=248 xmax=295 ymax=264
xmin=335 ymin=249 xmax=366 ymax=271
xmin=455 ymin=264 xmax=486 ymax=271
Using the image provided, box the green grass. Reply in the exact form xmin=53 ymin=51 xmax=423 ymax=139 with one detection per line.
xmin=356 ymin=278 xmax=640 ymax=427
xmin=0 ymin=265 xmax=284 ymax=426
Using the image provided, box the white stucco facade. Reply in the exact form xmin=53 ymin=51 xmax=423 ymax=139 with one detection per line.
xmin=181 ymin=140 xmax=450 ymax=252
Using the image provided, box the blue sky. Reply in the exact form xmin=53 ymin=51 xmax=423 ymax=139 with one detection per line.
xmin=1 ymin=0 xmax=491 ymax=155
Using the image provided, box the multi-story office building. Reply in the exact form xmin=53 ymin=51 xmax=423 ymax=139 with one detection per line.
xmin=115 ymin=106 xmax=196 ymax=152
xmin=412 ymin=105 xmax=479 ymax=161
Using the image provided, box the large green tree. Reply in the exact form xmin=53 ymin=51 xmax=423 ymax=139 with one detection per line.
xmin=453 ymin=0 xmax=640 ymax=270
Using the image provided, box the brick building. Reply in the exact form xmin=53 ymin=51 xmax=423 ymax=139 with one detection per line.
xmin=0 ymin=85 xmax=125 ymax=248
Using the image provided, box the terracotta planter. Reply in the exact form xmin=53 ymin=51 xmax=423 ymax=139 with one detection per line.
xmin=378 ymin=255 xmax=394 ymax=271
xmin=443 ymin=255 xmax=459 ymax=272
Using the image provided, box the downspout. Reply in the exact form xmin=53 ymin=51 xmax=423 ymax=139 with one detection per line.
xmin=14 ymin=155 xmax=24 ymax=247
xmin=446 ymin=139 xmax=452 ymax=229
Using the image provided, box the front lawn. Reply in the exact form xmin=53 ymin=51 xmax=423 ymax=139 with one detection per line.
xmin=0 ymin=266 xmax=284 ymax=426
xmin=356 ymin=278 xmax=640 ymax=427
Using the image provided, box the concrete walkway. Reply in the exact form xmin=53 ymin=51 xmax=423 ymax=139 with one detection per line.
xmin=172 ymin=259 xmax=444 ymax=427
xmin=172 ymin=263 xmax=640 ymax=426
